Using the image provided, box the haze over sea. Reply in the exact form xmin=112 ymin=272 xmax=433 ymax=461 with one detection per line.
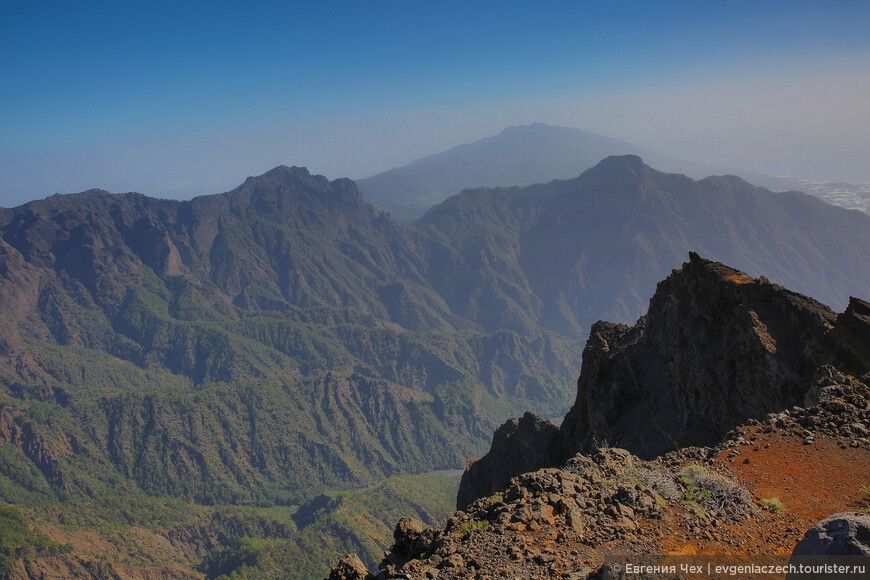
xmin=2 ymin=0 xmax=869 ymax=207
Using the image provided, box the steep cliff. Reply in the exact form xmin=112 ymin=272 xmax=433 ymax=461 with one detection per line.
xmin=556 ymin=251 xmax=864 ymax=460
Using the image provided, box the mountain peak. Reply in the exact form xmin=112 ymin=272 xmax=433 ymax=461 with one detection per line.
xmin=357 ymin=126 xmax=669 ymax=221
xmin=242 ymin=165 xmax=331 ymax=188
xmin=262 ymin=165 xmax=312 ymax=179
xmin=573 ymin=154 xmax=651 ymax=187
xmin=234 ymin=165 xmax=351 ymax=199
xmin=457 ymin=252 xmax=868 ymax=508
xmin=593 ymin=154 xmax=647 ymax=171
xmin=499 ymin=122 xmax=554 ymax=135
xmin=226 ymin=165 xmax=364 ymax=221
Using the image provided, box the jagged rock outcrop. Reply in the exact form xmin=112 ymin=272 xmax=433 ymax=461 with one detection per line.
xmin=370 ymin=447 xmax=672 ymax=580
xmin=457 ymin=253 xmax=870 ymax=508
xmin=756 ymin=365 xmax=870 ymax=451
xmin=457 ymin=412 xmax=558 ymax=510
xmin=557 ymin=251 xmax=864 ymax=460
xmin=327 ymin=554 xmax=372 ymax=580
xmin=835 ymin=297 xmax=870 ymax=370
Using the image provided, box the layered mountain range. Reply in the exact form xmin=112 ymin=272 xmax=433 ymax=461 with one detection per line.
xmin=358 ymin=123 xmax=870 ymax=221
xmin=417 ymin=154 xmax=870 ymax=332
xmin=0 ymin=167 xmax=582 ymax=578
xmin=2 ymin=156 xmax=870 ymax=578
xmin=358 ymin=124 xmax=755 ymax=222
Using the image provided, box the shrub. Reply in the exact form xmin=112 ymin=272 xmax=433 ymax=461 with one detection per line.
xmin=458 ymin=520 xmax=489 ymax=534
xmin=630 ymin=464 xmax=756 ymax=522
xmin=629 ymin=467 xmax=679 ymax=501
xmin=677 ymin=466 xmax=756 ymax=521
xmin=683 ymin=464 xmax=709 ymax=476
xmin=482 ymin=492 xmax=503 ymax=507
xmin=759 ymin=498 xmax=784 ymax=514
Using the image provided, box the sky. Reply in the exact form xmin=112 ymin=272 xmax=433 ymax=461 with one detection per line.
xmin=2 ymin=0 xmax=869 ymax=207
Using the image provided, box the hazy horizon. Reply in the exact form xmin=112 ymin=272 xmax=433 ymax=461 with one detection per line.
xmin=2 ymin=1 xmax=869 ymax=207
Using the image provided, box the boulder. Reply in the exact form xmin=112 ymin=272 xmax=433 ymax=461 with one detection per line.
xmin=791 ymin=512 xmax=870 ymax=556
xmin=327 ymin=554 xmax=372 ymax=580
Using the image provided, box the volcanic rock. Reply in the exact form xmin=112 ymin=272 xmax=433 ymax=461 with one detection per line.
xmin=457 ymin=411 xmax=558 ymax=509
xmin=458 ymin=253 xmax=870 ymax=507
xmin=328 ymin=554 xmax=373 ymax=580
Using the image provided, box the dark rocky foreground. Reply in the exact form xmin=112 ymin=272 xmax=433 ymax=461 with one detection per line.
xmin=328 ymin=365 xmax=870 ymax=579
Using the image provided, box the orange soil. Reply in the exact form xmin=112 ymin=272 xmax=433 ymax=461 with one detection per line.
xmin=723 ymin=428 xmax=870 ymax=521
xmin=662 ymin=427 xmax=870 ymax=558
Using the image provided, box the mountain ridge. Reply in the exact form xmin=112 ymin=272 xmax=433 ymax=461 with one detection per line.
xmin=3 ymin=157 xmax=870 ymax=578
xmin=0 ymin=166 xmax=585 ymax=509
xmin=419 ymin=155 xmax=870 ymax=341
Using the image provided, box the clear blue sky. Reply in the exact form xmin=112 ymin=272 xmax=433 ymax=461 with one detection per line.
xmin=2 ymin=0 xmax=869 ymax=206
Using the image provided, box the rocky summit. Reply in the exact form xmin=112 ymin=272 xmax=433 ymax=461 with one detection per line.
xmin=459 ymin=252 xmax=869 ymax=508
xmin=329 ymin=254 xmax=870 ymax=579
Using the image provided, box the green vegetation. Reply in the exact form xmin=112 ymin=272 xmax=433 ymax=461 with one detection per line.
xmin=458 ymin=519 xmax=489 ymax=535
xmin=683 ymin=464 xmax=709 ymax=476
xmin=859 ymin=485 xmax=870 ymax=513
xmin=678 ymin=475 xmax=711 ymax=522
xmin=0 ymin=301 xmax=571 ymax=576
xmin=482 ymin=491 xmax=504 ymax=507
xmin=759 ymin=497 xmax=784 ymax=514
xmin=0 ymin=504 xmax=70 ymax=575
xmin=679 ymin=476 xmax=710 ymax=504
xmin=0 ymin=170 xmax=585 ymax=577
xmin=52 ymin=494 xmax=205 ymax=531
xmin=195 ymin=471 xmax=460 ymax=579
xmin=678 ymin=466 xmax=712 ymax=506
xmin=201 ymin=537 xmax=273 ymax=579
xmin=0 ymin=305 xmax=572 ymax=577
xmin=676 ymin=465 xmax=756 ymax=522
